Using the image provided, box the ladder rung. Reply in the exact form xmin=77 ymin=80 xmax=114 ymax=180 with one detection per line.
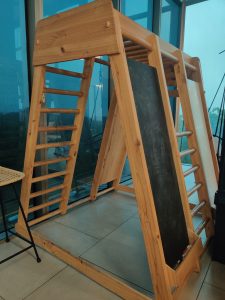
xmin=45 ymin=66 xmax=86 ymax=79
xmin=180 ymin=148 xmax=195 ymax=158
xmin=30 ymin=184 xmax=65 ymax=199
xmin=28 ymin=197 xmax=63 ymax=213
xmin=195 ymin=218 xmax=210 ymax=236
xmin=187 ymin=183 xmax=202 ymax=197
xmin=40 ymin=108 xmax=80 ymax=114
xmin=34 ymin=157 xmax=70 ymax=167
xmin=176 ymin=131 xmax=192 ymax=138
xmin=191 ymin=201 xmax=206 ymax=217
xmin=184 ymin=165 xmax=199 ymax=177
xmin=29 ymin=209 xmax=62 ymax=226
xmin=36 ymin=141 xmax=73 ymax=150
xmin=168 ymin=90 xmax=179 ymax=97
xmin=44 ymin=87 xmax=83 ymax=97
xmin=38 ymin=126 xmax=77 ymax=132
xmin=31 ymin=171 xmax=67 ymax=183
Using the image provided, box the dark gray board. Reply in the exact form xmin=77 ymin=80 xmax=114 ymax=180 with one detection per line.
xmin=127 ymin=59 xmax=189 ymax=268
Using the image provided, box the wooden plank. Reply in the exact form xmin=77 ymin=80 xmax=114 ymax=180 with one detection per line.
xmin=33 ymin=0 xmax=120 ymax=65
xmin=110 ymin=28 xmax=173 ymax=299
xmin=45 ymin=66 xmax=85 ymax=78
xmin=44 ymin=87 xmax=83 ymax=97
xmin=15 ymin=225 xmax=152 ymax=300
xmin=192 ymin=58 xmax=219 ymax=181
xmin=127 ymin=58 xmax=189 ymax=268
xmin=90 ymin=92 xmax=127 ymax=200
xmin=60 ymin=58 xmax=95 ymax=213
xmin=30 ymin=184 xmax=65 ymax=199
xmin=34 ymin=157 xmax=70 ymax=167
xmin=29 ymin=209 xmax=62 ymax=226
xmin=16 ymin=66 xmax=46 ymax=226
xmin=31 ymin=170 xmax=67 ymax=183
xmin=40 ymin=108 xmax=80 ymax=114
xmin=38 ymin=126 xmax=77 ymax=132
xmin=36 ymin=141 xmax=73 ymax=150
xmin=28 ymin=197 xmax=63 ymax=213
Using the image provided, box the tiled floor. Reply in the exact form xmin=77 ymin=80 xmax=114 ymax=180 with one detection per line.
xmin=0 ymin=167 xmax=224 ymax=300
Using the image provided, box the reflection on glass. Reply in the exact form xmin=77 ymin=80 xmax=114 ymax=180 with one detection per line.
xmin=0 ymin=0 xmax=29 ymax=232
xmin=160 ymin=0 xmax=181 ymax=47
xmin=121 ymin=0 xmax=153 ymax=30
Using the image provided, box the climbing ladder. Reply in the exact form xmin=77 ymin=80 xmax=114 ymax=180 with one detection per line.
xmin=17 ymin=58 xmax=94 ymax=228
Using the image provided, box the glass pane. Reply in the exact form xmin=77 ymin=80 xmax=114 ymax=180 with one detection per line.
xmin=184 ymin=0 xmax=225 ymax=146
xmin=160 ymin=0 xmax=181 ymax=46
xmin=121 ymin=0 xmax=153 ymax=31
xmin=43 ymin=1 xmax=109 ymax=203
xmin=0 ymin=0 xmax=29 ymax=232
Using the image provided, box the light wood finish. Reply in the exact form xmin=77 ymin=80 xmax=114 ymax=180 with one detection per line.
xmin=174 ymin=50 xmax=214 ymax=239
xmin=33 ymin=0 xmax=119 ymax=65
xmin=187 ymin=183 xmax=202 ymax=198
xmin=60 ymin=58 xmax=95 ymax=213
xmin=191 ymin=201 xmax=206 ymax=217
xmin=115 ymin=185 xmax=135 ymax=194
xmin=176 ymin=131 xmax=192 ymax=138
xmin=45 ymin=66 xmax=85 ymax=78
xmin=38 ymin=126 xmax=77 ymax=132
xmin=16 ymin=3 xmax=216 ymax=299
xmin=191 ymin=58 xmax=219 ymax=181
xmin=44 ymin=87 xmax=83 ymax=97
xmin=90 ymin=92 xmax=126 ymax=200
xmin=40 ymin=108 xmax=80 ymax=114
xmin=180 ymin=148 xmax=196 ymax=158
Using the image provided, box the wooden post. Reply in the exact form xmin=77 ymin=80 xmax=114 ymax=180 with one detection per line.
xmin=110 ymin=31 xmax=173 ymax=300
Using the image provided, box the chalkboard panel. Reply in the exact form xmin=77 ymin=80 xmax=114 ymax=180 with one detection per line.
xmin=128 ymin=59 xmax=189 ymax=268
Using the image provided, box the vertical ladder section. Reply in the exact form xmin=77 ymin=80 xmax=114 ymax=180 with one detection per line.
xmin=174 ymin=50 xmax=214 ymax=241
xmin=17 ymin=58 xmax=94 ymax=229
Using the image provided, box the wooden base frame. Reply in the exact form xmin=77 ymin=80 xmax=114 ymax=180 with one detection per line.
xmin=16 ymin=1 xmax=218 ymax=299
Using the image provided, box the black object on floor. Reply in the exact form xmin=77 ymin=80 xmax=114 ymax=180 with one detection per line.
xmin=0 ymin=183 xmax=41 ymax=264
xmin=128 ymin=59 xmax=189 ymax=269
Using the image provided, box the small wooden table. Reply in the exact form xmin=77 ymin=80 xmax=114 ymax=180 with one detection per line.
xmin=0 ymin=166 xmax=41 ymax=264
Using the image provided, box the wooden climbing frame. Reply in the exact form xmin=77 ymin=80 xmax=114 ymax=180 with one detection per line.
xmin=16 ymin=1 xmax=219 ymax=299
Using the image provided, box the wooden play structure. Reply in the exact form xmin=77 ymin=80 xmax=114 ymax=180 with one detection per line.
xmin=16 ymin=1 xmax=219 ymax=299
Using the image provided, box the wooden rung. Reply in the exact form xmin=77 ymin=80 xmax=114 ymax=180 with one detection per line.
xmin=34 ymin=157 xmax=70 ymax=167
xmin=127 ymin=53 xmax=148 ymax=60
xmin=36 ymin=141 xmax=73 ymax=150
xmin=168 ymin=90 xmax=179 ymax=97
xmin=45 ymin=66 xmax=86 ymax=79
xmin=125 ymin=49 xmax=148 ymax=56
xmin=29 ymin=209 xmax=62 ymax=226
xmin=176 ymin=131 xmax=192 ymax=138
xmin=38 ymin=126 xmax=77 ymax=132
xmin=191 ymin=201 xmax=206 ymax=217
xmin=184 ymin=165 xmax=199 ymax=177
xmin=180 ymin=148 xmax=195 ymax=158
xmin=195 ymin=218 xmax=210 ymax=236
xmin=40 ymin=108 xmax=80 ymax=114
xmin=166 ymin=79 xmax=177 ymax=86
xmin=31 ymin=171 xmax=67 ymax=183
xmin=94 ymin=58 xmax=110 ymax=66
xmin=28 ymin=197 xmax=63 ymax=213
xmin=30 ymin=184 xmax=65 ymax=199
xmin=44 ymin=87 xmax=83 ymax=97
xmin=187 ymin=183 xmax=202 ymax=197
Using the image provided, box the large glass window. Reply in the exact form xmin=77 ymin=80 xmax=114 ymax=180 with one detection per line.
xmin=121 ymin=0 xmax=153 ymax=30
xmin=0 ymin=0 xmax=29 ymax=232
xmin=42 ymin=1 xmax=109 ymax=203
xmin=184 ymin=0 xmax=225 ymax=150
xmin=160 ymin=0 xmax=181 ymax=46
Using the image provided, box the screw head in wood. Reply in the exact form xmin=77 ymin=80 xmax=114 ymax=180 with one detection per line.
xmin=105 ymin=21 xmax=111 ymax=28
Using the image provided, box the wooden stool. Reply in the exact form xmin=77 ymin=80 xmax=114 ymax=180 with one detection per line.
xmin=0 ymin=166 xmax=41 ymax=264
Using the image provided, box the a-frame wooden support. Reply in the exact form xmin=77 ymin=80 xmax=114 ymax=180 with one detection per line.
xmin=16 ymin=1 xmax=218 ymax=299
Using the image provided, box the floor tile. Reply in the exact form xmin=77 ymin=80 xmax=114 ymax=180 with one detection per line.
xmin=82 ymin=217 xmax=153 ymax=294
xmin=0 ymin=238 xmax=65 ymax=300
xmin=36 ymin=221 xmax=98 ymax=257
xmin=25 ymin=266 xmax=121 ymax=300
xmin=55 ymin=192 xmax=137 ymax=239
xmin=197 ymin=283 xmax=225 ymax=300
xmin=205 ymin=260 xmax=225 ymax=291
